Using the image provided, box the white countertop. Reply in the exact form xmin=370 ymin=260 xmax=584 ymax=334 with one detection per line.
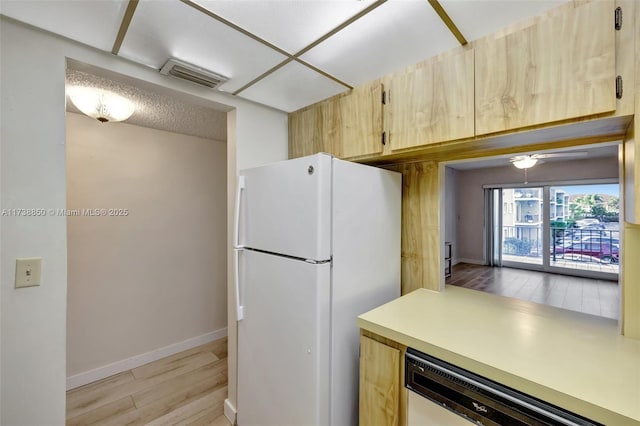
xmin=357 ymin=286 xmax=640 ymax=425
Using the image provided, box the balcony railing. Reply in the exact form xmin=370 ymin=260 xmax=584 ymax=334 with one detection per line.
xmin=502 ymin=226 xmax=620 ymax=272
xmin=515 ymin=214 xmax=541 ymax=224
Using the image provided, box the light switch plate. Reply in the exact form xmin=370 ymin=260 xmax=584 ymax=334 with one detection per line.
xmin=15 ymin=257 xmax=42 ymax=288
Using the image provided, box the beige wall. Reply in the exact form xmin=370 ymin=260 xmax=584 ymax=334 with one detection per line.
xmin=452 ymin=156 xmax=619 ymax=263
xmin=0 ymin=16 xmax=287 ymax=425
xmin=66 ymin=113 xmax=227 ymax=376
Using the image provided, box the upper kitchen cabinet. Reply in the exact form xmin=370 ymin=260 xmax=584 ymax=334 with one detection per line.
xmin=289 ymin=104 xmax=323 ymax=159
xmin=288 ymin=81 xmax=383 ymax=160
xmin=475 ymin=0 xmax=616 ymax=136
xmin=289 ymin=99 xmax=342 ymax=159
xmin=340 ymin=81 xmax=384 ymax=159
xmin=387 ymin=49 xmax=474 ymax=151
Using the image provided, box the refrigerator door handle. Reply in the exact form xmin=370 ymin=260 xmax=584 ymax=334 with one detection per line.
xmin=234 ymin=247 xmax=245 ymax=321
xmin=234 ymin=175 xmax=246 ymax=249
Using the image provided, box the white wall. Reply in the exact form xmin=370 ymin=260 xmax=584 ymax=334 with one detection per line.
xmin=452 ymin=157 xmax=619 ymax=264
xmin=0 ymin=17 xmax=287 ymax=426
xmin=66 ymin=113 xmax=226 ymax=377
xmin=224 ymin=104 xmax=288 ymax=422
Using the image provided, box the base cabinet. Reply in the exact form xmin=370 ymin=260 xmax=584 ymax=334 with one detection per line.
xmin=359 ymin=334 xmax=402 ymax=426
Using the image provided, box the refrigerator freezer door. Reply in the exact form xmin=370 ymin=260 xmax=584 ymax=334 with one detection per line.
xmin=237 ymin=250 xmax=331 ymax=426
xmin=237 ymin=154 xmax=332 ymax=261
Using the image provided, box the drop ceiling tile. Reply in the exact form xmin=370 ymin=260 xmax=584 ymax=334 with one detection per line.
xmin=0 ymin=0 xmax=128 ymax=52
xmin=193 ymin=0 xmax=377 ymax=54
xmin=440 ymin=0 xmax=567 ymax=42
xmin=119 ymin=0 xmax=288 ymax=93
xmin=300 ymin=0 xmax=459 ymax=87
xmin=239 ymin=61 xmax=347 ymax=112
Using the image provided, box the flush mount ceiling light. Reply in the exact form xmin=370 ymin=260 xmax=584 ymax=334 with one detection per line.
xmin=68 ymin=87 xmax=135 ymax=123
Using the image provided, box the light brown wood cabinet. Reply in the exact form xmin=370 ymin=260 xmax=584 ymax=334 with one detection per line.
xmin=387 ymin=49 xmax=475 ymax=151
xmin=288 ymin=105 xmax=322 ymax=159
xmin=359 ymin=334 xmax=401 ymax=426
xmin=288 ymin=81 xmax=383 ymax=160
xmin=624 ymin=103 xmax=639 ymax=224
xmin=625 ymin=0 xmax=640 ymax=226
xmin=288 ymin=100 xmax=342 ymax=159
xmin=340 ymin=82 xmax=384 ymax=159
xmin=475 ymin=0 xmax=616 ymax=136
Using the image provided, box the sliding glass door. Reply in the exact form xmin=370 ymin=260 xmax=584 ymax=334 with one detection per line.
xmin=487 ymin=183 xmax=619 ymax=279
xmin=501 ymin=187 xmax=544 ymax=267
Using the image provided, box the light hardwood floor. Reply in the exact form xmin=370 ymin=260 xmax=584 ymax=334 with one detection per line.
xmin=66 ymin=338 xmax=232 ymax=426
xmin=446 ymin=263 xmax=620 ymax=320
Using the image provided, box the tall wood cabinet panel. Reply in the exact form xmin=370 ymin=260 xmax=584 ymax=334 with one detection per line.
xmin=388 ymin=49 xmax=475 ymax=151
xmin=387 ymin=161 xmax=441 ymax=294
xmin=624 ymin=116 xmax=638 ymax=224
xmin=629 ymin=0 xmax=640 ymax=225
xmin=340 ymin=82 xmax=384 ymax=159
xmin=359 ymin=335 xmax=400 ymax=426
xmin=475 ymin=0 xmax=616 ymax=136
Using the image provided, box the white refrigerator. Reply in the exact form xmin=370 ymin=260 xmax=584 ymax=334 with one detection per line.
xmin=234 ymin=153 xmax=401 ymax=426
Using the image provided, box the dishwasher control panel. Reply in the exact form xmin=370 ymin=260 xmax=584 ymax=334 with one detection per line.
xmin=405 ymin=348 xmax=602 ymax=426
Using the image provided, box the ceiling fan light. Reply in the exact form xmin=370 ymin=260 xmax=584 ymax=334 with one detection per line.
xmin=68 ymin=87 xmax=135 ymax=123
xmin=512 ymin=157 xmax=538 ymax=169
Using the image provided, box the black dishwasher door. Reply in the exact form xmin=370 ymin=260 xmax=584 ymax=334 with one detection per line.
xmin=405 ymin=348 xmax=603 ymax=426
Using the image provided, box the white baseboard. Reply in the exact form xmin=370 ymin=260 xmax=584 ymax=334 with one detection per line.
xmin=224 ymin=398 xmax=237 ymax=425
xmin=456 ymin=258 xmax=484 ymax=265
xmin=66 ymin=327 xmax=227 ymax=390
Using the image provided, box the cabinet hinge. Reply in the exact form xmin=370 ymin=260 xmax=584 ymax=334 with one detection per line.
xmin=382 ymin=90 xmax=386 ymax=105
xmin=382 ymin=131 xmax=386 ymax=146
xmin=616 ymin=76 xmax=623 ymax=99
xmin=615 ymin=6 xmax=622 ymax=30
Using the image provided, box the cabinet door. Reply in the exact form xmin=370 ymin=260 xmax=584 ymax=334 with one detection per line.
xmin=388 ymin=49 xmax=474 ymax=151
xmin=289 ymin=99 xmax=343 ymax=159
xmin=289 ymin=105 xmax=322 ymax=159
xmin=319 ymin=96 xmax=343 ymax=158
xmin=339 ymin=81 xmax=384 ymax=159
xmin=359 ymin=335 xmax=400 ymax=426
xmin=475 ymin=0 xmax=616 ymax=135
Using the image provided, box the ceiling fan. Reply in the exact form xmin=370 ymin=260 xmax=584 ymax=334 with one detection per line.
xmin=510 ymin=152 xmax=588 ymax=183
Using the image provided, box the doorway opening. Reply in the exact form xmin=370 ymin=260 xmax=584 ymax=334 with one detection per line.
xmin=64 ymin=61 xmax=231 ymax=423
xmin=443 ymin=143 xmax=621 ymax=320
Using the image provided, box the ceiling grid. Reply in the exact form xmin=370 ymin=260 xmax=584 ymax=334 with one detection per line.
xmin=1 ymin=0 xmax=567 ymax=112
xmin=111 ymin=0 xmax=139 ymax=55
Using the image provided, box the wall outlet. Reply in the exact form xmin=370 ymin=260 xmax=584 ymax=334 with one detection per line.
xmin=15 ymin=257 xmax=42 ymax=288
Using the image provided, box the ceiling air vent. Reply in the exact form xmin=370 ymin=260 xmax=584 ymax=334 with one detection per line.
xmin=160 ymin=58 xmax=228 ymax=89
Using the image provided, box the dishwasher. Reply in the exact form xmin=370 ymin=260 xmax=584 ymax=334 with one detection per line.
xmin=405 ymin=348 xmax=603 ymax=426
